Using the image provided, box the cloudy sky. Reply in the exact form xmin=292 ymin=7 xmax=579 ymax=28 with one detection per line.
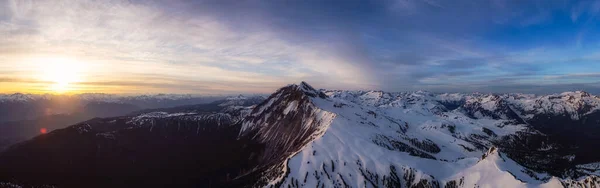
xmin=1 ymin=0 xmax=600 ymax=94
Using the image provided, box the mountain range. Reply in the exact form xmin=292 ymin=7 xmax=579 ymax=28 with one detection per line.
xmin=0 ymin=94 xmax=230 ymax=151
xmin=0 ymin=93 xmax=229 ymax=123
xmin=0 ymin=82 xmax=598 ymax=188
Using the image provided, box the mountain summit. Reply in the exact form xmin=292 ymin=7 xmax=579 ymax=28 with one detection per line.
xmin=0 ymin=82 xmax=599 ymax=187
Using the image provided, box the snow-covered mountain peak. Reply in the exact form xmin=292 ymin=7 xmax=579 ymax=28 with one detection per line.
xmin=0 ymin=93 xmax=215 ymax=104
xmin=253 ymin=85 xmax=600 ymax=187
xmin=235 ymin=82 xmax=337 ymax=185
xmin=412 ymin=90 xmax=435 ymax=97
xmin=267 ymin=84 xmax=555 ymax=187
xmin=461 ymin=93 xmax=520 ymax=121
xmin=0 ymin=93 xmax=43 ymax=102
xmin=447 ymin=145 xmax=563 ymax=188
xmin=2 ymin=83 xmax=600 ymax=187
xmin=219 ymin=94 xmax=265 ymax=108
xmin=515 ymin=90 xmax=600 ymax=120
xmin=560 ymin=90 xmax=592 ymax=98
xmin=481 ymin=146 xmax=498 ymax=161
xmin=298 ymin=81 xmax=328 ymax=99
xmin=239 ymin=82 xmax=334 ymax=138
xmin=226 ymin=94 xmax=247 ymax=100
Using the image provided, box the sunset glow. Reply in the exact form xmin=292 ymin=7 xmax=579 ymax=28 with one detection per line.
xmin=1 ymin=1 xmax=600 ymax=187
xmin=38 ymin=57 xmax=85 ymax=93
xmin=1 ymin=0 xmax=600 ymax=94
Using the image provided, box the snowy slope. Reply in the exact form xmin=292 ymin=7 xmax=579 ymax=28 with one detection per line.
xmin=262 ymin=83 xmax=600 ymax=188
xmin=447 ymin=147 xmax=560 ymax=188
xmin=1 ymin=82 xmax=599 ymax=188
xmin=272 ymin=87 xmax=528 ymax=187
xmin=236 ymin=82 xmax=337 ymax=186
xmin=509 ymin=91 xmax=600 ymax=120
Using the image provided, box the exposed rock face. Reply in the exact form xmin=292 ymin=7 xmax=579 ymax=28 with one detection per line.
xmin=237 ymin=82 xmax=336 ymax=187
xmin=0 ymin=83 xmax=599 ymax=188
xmin=0 ymin=82 xmax=335 ymax=188
xmin=460 ymin=94 xmax=526 ymax=124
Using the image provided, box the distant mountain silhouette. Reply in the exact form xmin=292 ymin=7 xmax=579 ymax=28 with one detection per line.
xmin=0 ymin=83 xmax=599 ymax=187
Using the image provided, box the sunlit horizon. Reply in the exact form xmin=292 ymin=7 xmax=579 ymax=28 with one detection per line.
xmin=2 ymin=0 xmax=600 ymax=94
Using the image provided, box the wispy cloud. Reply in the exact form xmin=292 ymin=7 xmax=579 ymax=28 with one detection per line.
xmin=0 ymin=0 xmax=375 ymax=93
xmin=1 ymin=0 xmax=600 ymax=94
xmin=544 ymin=73 xmax=600 ymax=80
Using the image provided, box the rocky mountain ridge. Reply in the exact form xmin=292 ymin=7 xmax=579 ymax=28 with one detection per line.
xmin=0 ymin=82 xmax=599 ymax=187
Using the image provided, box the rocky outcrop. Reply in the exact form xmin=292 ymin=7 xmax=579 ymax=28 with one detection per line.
xmin=1 ymin=83 xmax=600 ymax=188
xmin=237 ymin=82 xmax=336 ymax=187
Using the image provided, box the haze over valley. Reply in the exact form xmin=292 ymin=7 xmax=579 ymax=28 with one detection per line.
xmin=1 ymin=0 xmax=600 ymax=187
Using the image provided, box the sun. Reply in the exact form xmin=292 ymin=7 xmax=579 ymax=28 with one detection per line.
xmin=39 ymin=57 xmax=85 ymax=93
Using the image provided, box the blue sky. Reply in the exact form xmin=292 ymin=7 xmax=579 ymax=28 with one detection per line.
xmin=1 ymin=0 xmax=600 ymax=94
